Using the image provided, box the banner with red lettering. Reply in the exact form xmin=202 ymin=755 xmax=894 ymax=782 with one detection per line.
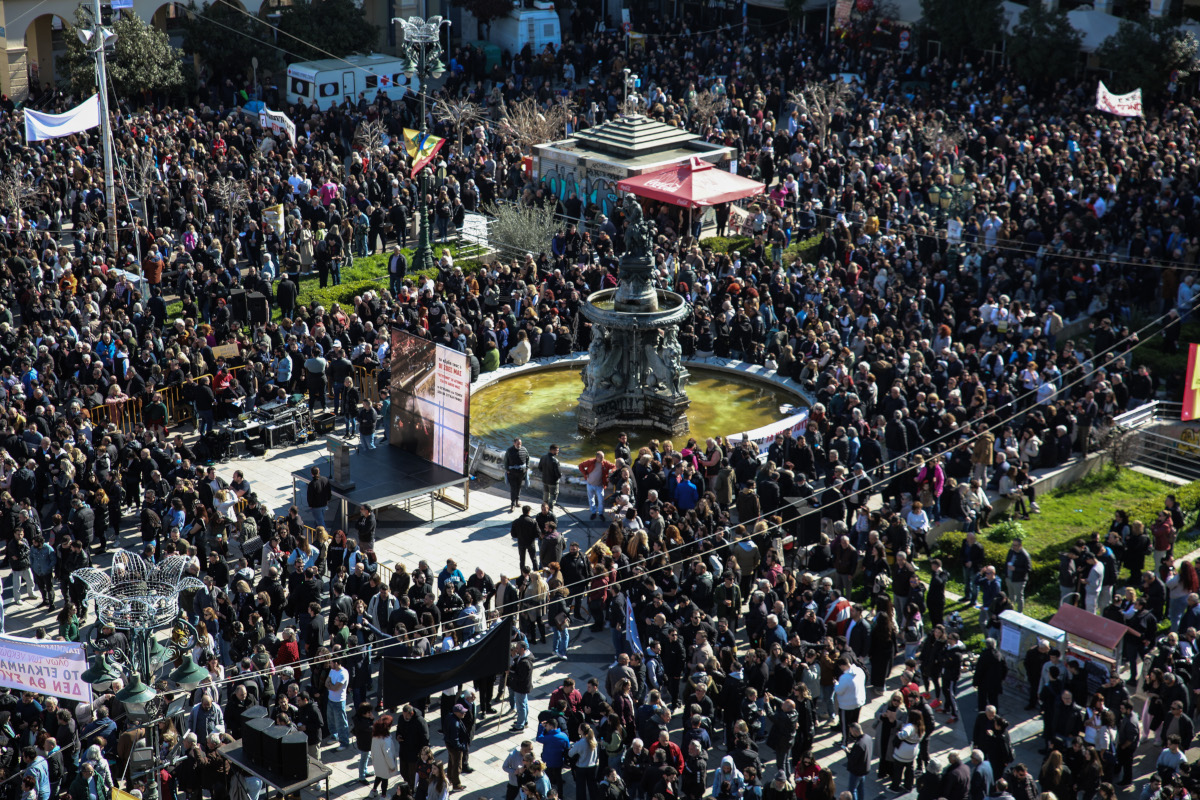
xmin=1095 ymin=81 xmax=1143 ymax=117
xmin=0 ymin=634 xmax=91 ymax=703
xmin=1184 ymin=343 xmax=1200 ymax=420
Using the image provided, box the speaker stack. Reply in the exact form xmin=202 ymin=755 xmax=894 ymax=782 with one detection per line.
xmin=241 ymin=717 xmax=272 ymax=763
xmin=229 ymin=288 xmax=248 ymax=324
xmin=278 ymin=730 xmax=308 ymax=781
xmin=248 ymin=292 xmax=269 ymax=325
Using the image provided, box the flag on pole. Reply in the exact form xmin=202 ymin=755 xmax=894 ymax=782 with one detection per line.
xmin=24 ymin=95 xmax=101 ymax=142
xmin=1095 ymin=81 xmax=1143 ymax=117
xmin=624 ymin=595 xmax=643 ymax=656
xmin=403 ymin=128 xmax=446 ymax=177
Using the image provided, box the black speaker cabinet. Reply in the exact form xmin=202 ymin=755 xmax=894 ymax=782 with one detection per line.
xmin=248 ymin=292 xmax=269 ymax=325
xmin=278 ymin=731 xmax=309 ymax=781
xmin=242 ymin=705 xmax=268 ymax=723
xmin=229 ymin=288 xmax=248 ymax=323
xmin=262 ymin=724 xmax=289 ymax=771
xmin=242 ymin=717 xmax=273 ymax=763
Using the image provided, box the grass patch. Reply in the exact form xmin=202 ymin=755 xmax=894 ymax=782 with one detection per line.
xmin=164 ymin=242 xmax=485 ymax=323
xmin=936 ymin=466 xmax=1200 ymax=616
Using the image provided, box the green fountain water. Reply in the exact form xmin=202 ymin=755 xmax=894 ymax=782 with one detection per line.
xmin=471 ymin=366 xmax=802 ymax=463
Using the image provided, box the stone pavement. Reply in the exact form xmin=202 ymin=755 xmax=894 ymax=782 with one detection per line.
xmin=1 ymin=439 xmax=1165 ymax=799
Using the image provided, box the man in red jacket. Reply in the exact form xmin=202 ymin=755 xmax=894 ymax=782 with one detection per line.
xmin=577 ymin=451 xmax=615 ymax=521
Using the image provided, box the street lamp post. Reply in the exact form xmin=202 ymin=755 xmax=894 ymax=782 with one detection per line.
xmin=78 ymin=0 xmax=119 ymax=253
xmin=74 ymin=552 xmax=209 ymax=800
xmin=392 ymin=14 xmax=450 ymax=276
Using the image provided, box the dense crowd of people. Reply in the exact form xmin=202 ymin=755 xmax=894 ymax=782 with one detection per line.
xmin=0 ymin=3 xmax=1198 ymax=800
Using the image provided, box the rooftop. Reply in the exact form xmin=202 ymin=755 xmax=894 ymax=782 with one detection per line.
xmin=572 ymin=114 xmax=700 ymax=159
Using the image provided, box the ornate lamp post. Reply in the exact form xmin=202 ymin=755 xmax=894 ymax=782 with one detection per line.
xmin=392 ymin=14 xmax=451 ymax=276
xmin=74 ymin=552 xmax=209 ymax=800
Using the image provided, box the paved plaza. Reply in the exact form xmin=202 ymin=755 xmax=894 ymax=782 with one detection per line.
xmin=1 ymin=438 xmax=1165 ymax=799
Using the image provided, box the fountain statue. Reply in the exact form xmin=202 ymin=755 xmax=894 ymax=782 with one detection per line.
xmin=578 ymin=197 xmax=691 ymax=436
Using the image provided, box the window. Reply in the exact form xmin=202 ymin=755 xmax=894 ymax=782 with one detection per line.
xmin=365 ymin=75 xmax=378 ymax=89
xmin=319 ymin=82 xmax=339 ymax=98
xmin=290 ymin=78 xmax=311 ymax=98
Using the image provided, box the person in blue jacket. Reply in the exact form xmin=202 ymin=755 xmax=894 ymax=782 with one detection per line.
xmin=536 ymin=719 xmax=570 ymax=796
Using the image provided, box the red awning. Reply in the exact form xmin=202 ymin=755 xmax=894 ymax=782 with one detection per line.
xmin=617 ymin=157 xmax=765 ymax=209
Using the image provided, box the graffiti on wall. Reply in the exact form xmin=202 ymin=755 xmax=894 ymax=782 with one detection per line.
xmin=541 ymin=162 xmax=622 ymax=220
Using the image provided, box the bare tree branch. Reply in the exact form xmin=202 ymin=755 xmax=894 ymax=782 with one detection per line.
xmin=788 ymin=80 xmax=850 ymax=149
xmin=499 ymin=97 xmax=575 ymax=154
xmin=354 ymin=118 xmax=388 ymax=157
xmin=435 ymin=97 xmax=485 ymax=153
xmin=687 ymin=89 xmax=725 ymax=133
xmin=210 ymin=176 xmax=250 ymax=237
xmin=0 ymin=171 xmax=37 ymax=228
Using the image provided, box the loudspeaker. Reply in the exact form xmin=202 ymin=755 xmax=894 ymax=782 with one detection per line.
xmin=242 ymin=717 xmax=273 ymax=762
xmin=247 ymin=441 xmax=267 ymax=457
xmin=242 ymin=705 xmax=268 ymax=723
xmin=229 ymin=288 xmax=248 ymax=323
xmin=278 ymin=731 xmax=308 ymax=781
xmin=264 ymin=421 xmax=295 ymax=448
xmin=262 ymin=724 xmax=289 ymax=772
xmin=248 ymin=292 xmax=269 ymax=325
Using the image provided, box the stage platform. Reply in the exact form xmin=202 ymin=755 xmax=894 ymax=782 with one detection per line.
xmin=292 ymin=443 xmax=470 ymax=525
xmin=219 ymin=742 xmax=332 ymax=798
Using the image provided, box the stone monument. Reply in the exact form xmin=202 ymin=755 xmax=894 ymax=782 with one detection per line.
xmin=577 ymin=197 xmax=691 ymax=436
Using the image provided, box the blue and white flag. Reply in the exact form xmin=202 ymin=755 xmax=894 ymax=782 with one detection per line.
xmin=625 ymin=595 xmax=642 ymax=655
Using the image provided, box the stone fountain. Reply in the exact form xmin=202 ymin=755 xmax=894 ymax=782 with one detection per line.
xmin=578 ymin=196 xmax=691 ymax=436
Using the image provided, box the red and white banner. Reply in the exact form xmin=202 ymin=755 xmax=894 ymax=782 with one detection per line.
xmin=1096 ymin=81 xmax=1143 ymax=118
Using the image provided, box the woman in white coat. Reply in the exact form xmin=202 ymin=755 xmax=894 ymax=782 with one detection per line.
xmin=370 ymin=714 xmax=400 ymax=799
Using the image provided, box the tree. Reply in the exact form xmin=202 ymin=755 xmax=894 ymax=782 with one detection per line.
xmin=687 ymin=90 xmax=725 ymax=134
xmin=181 ymin=1 xmax=282 ymax=83
xmin=1096 ymin=17 xmax=1199 ymax=98
xmin=1006 ymin=4 xmax=1082 ymax=85
xmin=499 ymin=97 xmax=574 ymax=154
xmin=275 ymin=0 xmax=376 ymax=62
xmin=484 ymin=202 xmax=559 ymax=257
xmin=435 ymin=97 xmax=484 ymax=153
xmin=920 ymin=0 xmax=1005 ymax=56
xmin=210 ymin=177 xmax=250 ymax=237
xmin=62 ymin=8 xmax=185 ymax=97
xmin=0 ymin=171 xmax=38 ymax=221
xmin=788 ymin=81 xmax=850 ymax=149
xmin=915 ymin=111 xmax=964 ymax=157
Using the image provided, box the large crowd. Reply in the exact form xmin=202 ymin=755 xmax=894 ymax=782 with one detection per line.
xmin=0 ymin=3 xmax=1197 ymax=800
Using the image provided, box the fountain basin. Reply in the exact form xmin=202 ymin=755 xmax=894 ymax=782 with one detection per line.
xmin=471 ymin=361 xmax=805 ymax=466
xmin=579 ymin=289 xmax=690 ymax=330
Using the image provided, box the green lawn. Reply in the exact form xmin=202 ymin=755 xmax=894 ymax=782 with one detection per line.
xmin=165 ymin=241 xmax=485 ymax=322
xmin=930 ymin=466 xmax=1200 ymax=626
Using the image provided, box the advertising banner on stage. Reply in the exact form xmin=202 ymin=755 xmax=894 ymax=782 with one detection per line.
xmin=0 ymin=634 xmax=91 ymax=703
xmin=389 ymin=328 xmax=471 ymax=475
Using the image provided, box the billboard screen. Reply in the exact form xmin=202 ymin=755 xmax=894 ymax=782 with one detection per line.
xmin=389 ymin=328 xmax=470 ymax=475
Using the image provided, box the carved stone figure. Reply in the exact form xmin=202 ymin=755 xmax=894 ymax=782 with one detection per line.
xmin=622 ymin=195 xmax=654 ymax=259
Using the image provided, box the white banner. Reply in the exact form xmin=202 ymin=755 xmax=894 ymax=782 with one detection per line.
xmin=1096 ymin=81 xmax=1143 ymax=118
xmin=0 ymin=634 xmax=92 ymax=704
xmin=257 ymin=106 xmax=297 ymax=148
xmin=24 ymin=95 xmax=101 ymax=142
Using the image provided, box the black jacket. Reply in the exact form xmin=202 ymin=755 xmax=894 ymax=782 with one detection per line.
xmin=306 ymin=476 xmax=332 ymax=508
xmin=508 ymin=654 xmax=534 ymax=694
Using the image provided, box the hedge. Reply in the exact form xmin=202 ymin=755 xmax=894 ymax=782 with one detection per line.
xmin=701 ymin=236 xmax=753 ymax=254
xmin=937 ymin=470 xmax=1200 ymax=593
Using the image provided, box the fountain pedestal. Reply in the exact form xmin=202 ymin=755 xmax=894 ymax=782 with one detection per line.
xmin=578 ymin=250 xmax=691 ymax=437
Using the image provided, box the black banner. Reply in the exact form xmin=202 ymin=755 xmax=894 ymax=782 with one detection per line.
xmin=382 ymin=618 xmax=513 ymax=707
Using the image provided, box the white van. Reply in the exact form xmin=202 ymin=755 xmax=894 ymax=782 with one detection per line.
xmin=286 ymin=53 xmax=416 ymax=111
xmin=490 ymin=8 xmax=562 ymax=56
